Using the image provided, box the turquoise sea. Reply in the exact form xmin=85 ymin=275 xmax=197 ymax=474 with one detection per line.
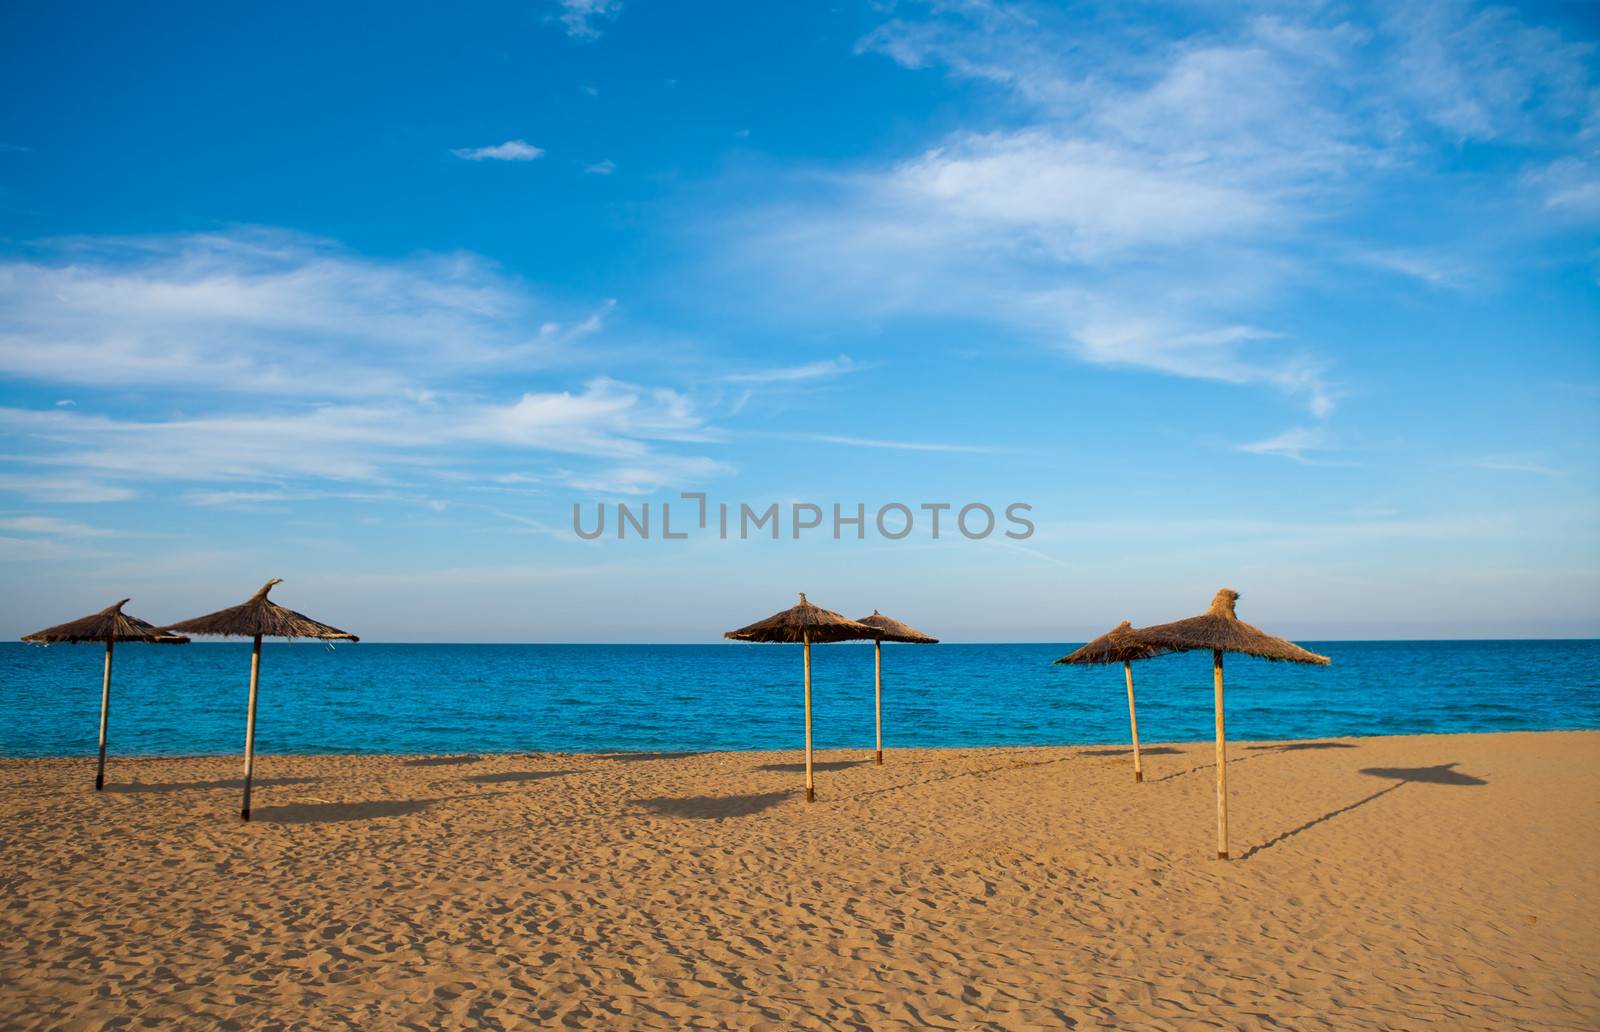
xmin=1 ymin=640 xmax=1597 ymax=757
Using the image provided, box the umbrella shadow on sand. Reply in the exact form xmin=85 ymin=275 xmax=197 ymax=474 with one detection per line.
xmin=402 ymin=756 xmax=483 ymax=767
xmin=1357 ymin=763 xmax=1488 ymax=786
xmin=725 ymin=594 xmax=879 ymax=803
xmin=1079 ymin=747 xmax=1185 ymax=758
xmin=462 ymin=770 xmax=579 ymax=785
xmin=835 ymin=752 xmax=1080 ymax=805
xmin=1241 ymin=763 xmax=1487 ymax=860
xmin=106 ymin=776 xmax=327 ymax=794
xmin=1150 ymin=742 xmax=1353 ymax=782
xmin=599 ymin=752 xmax=705 ymax=763
xmin=633 ymin=791 xmax=792 ymax=819
xmin=757 ymin=760 xmax=866 ymax=773
xmin=248 ymin=798 xmax=443 ymax=824
xmin=163 ymin=578 xmax=357 ymax=821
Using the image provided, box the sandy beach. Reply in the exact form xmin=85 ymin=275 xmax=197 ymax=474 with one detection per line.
xmin=2 ymin=730 xmax=1596 ymax=1029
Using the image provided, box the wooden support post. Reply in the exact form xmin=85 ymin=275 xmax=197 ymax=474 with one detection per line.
xmin=1215 ymin=648 xmax=1228 ymax=860
xmin=95 ymin=640 xmax=113 ymax=791
xmin=803 ymin=633 xmax=814 ymax=802
xmin=1124 ymin=659 xmax=1142 ymax=783
xmin=874 ymin=638 xmax=883 ymax=765
xmin=241 ymin=634 xmax=263 ymax=821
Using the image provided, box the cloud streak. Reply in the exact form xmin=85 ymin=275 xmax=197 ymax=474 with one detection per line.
xmin=0 ymin=229 xmax=612 ymax=398
xmin=1468 ymin=456 xmax=1564 ymax=478
xmin=726 ymin=0 xmax=1596 ymax=425
xmin=1236 ymin=427 xmax=1335 ymax=464
xmin=555 ymin=0 xmax=622 ymax=41
xmin=451 ymin=139 xmax=544 ymax=162
xmin=0 ymin=515 xmax=122 ymax=537
xmin=797 ymin=434 xmax=997 ymax=455
xmin=0 ymin=231 xmax=733 ymax=505
xmin=722 ymin=357 xmax=857 ymax=385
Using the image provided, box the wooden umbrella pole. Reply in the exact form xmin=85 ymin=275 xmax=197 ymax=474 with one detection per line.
xmin=241 ymin=634 xmax=263 ymax=821
xmin=95 ymin=640 xmax=114 ymax=791
xmin=874 ymin=639 xmax=883 ymax=765
xmin=1214 ymin=648 xmax=1228 ymax=860
xmin=1124 ymin=659 xmax=1142 ymax=784
xmin=803 ymin=633 xmax=815 ymax=802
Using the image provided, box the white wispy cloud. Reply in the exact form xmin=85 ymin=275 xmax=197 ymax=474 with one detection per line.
xmin=1526 ymin=156 xmax=1600 ymax=216
xmin=0 ymin=230 xmax=616 ymax=397
xmin=1468 ymin=455 xmax=1565 ymax=477
xmin=179 ymin=487 xmax=451 ymax=510
xmin=0 ymin=377 xmax=721 ymax=493
xmin=722 ymin=356 xmax=857 ymax=385
xmin=561 ymin=455 xmax=734 ymax=496
xmin=451 ymin=139 xmax=544 ymax=162
xmin=1061 ymin=315 xmax=1337 ymax=417
xmin=1382 ymin=2 xmax=1592 ymax=144
xmin=0 ymin=515 xmax=121 ymax=537
xmin=799 ymin=434 xmax=997 ymax=454
xmin=0 ymin=536 xmax=109 ymax=561
xmin=885 ymin=131 xmax=1279 ymax=257
xmin=0 ymin=475 xmax=134 ymax=503
xmin=0 ymin=231 xmax=734 ymax=505
xmin=585 ymin=159 xmax=616 ymax=175
xmin=1236 ymin=426 xmax=1334 ymax=464
xmin=738 ymin=17 xmax=1365 ymax=413
xmin=728 ymin=1 xmax=1595 ymax=420
xmin=183 ymin=488 xmax=324 ymax=508
xmin=1351 ymin=248 xmax=1477 ymax=290
xmin=555 ymin=0 xmax=622 ymax=41
xmin=0 ymin=512 xmax=128 ymax=562
xmin=464 ymin=378 xmax=714 ymax=454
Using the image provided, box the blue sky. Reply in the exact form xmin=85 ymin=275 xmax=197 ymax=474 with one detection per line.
xmin=0 ymin=0 xmax=1596 ymax=641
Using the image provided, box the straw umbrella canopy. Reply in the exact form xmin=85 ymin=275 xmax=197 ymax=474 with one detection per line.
xmin=163 ymin=579 xmax=357 ymax=820
xmin=725 ymin=593 xmax=876 ymax=801
xmin=855 ymin=610 xmax=937 ymax=766
xmin=1055 ymin=620 xmax=1171 ymax=783
xmin=1136 ymin=589 xmax=1330 ymax=860
xmin=21 ymin=599 xmax=189 ymax=791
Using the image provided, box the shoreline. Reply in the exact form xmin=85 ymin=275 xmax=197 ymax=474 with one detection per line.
xmin=4 ymin=729 xmax=1597 ymax=1028
xmin=6 ymin=725 xmax=1600 ymax=762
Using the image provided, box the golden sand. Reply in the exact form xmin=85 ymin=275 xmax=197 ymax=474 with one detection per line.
xmin=2 ymin=731 xmax=1596 ymax=1029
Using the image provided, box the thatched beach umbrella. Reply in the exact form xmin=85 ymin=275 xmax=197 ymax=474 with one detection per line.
xmin=725 ymin=593 xmax=875 ymax=801
xmin=163 ymin=579 xmax=357 ymax=820
xmin=21 ymin=600 xmax=189 ymax=791
xmin=855 ymin=610 xmax=937 ymax=765
xmin=1055 ymin=620 xmax=1170 ymax=783
xmin=1138 ymin=589 xmax=1329 ymax=860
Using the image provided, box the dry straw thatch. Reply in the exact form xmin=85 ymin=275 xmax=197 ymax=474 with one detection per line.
xmin=1133 ymin=588 xmax=1331 ymax=861
xmin=1054 ymin=620 xmax=1167 ymax=666
xmin=21 ymin=598 xmax=188 ymax=792
xmin=855 ymin=610 xmax=937 ymax=766
xmin=1053 ymin=619 xmax=1166 ymax=783
xmin=855 ymin=610 xmax=939 ymax=645
xmin=725 ymin=593 xmax=873 ymax=802
xmin=23 ymin=599 xmax=189 ymax=645
xmin=164 ymin=579 xmax=358 ymax=641
xmin=1136 ymin=589 xmax=1328 ymax=665
xmin=724 ymin=593 xmax=875 ymax=644
xmin=164 ymin=579 xmax=357 ymax=821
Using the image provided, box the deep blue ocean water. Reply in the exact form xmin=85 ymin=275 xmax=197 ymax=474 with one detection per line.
xmin=1 ymin=640 xmax=1596 ymax=758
